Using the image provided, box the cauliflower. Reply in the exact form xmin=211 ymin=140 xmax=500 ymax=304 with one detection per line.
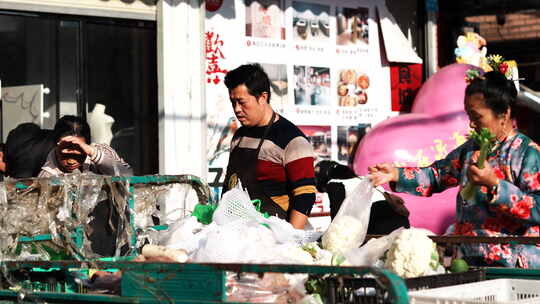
xmin=384 ymin=228 xmax=441 ymax=278
xmin=322 ymin=215 xmax=364 ymax=253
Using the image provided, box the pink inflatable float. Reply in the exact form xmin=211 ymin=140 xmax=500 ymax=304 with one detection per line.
xmin=354 ymin=63 xmax=481 ymax=234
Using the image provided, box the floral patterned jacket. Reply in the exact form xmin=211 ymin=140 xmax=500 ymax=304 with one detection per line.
xmin=393 ymin=131 xmax=540 ymax=268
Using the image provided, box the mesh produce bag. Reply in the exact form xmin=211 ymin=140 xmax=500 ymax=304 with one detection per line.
xmin=213 ymin=185 xmax=262 ymax=225
xmin=214 ymin=185 xmax=322 ymax=244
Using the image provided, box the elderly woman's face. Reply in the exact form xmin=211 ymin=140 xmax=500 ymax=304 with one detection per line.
xmin=465 ymin=92 xmax=510 ymax=139
xmin=55 ymin=136 xmax=87 ymax=173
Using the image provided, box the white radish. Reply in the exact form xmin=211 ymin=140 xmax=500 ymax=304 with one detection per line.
xmin=141 ymin=244 xmax=188 ymax=263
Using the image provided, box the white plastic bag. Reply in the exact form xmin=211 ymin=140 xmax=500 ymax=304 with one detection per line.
xmin=215 ymin=185 xmax=322 ymax=245
xmin=193 ymin=220 xmax=278 ymax=263
xmin=322 ymin=176 xmax=373 ymax=253
xmin=158 ymin=216 xmax=205 ymax=254
xmin=157 ymin=184 xmax=199 ymax=225
xmin=343 ymin=227 xmax=404 ymax=266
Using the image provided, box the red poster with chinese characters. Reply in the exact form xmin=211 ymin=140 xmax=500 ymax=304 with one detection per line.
xmin=205 ymin=31 xmax=228 ymax=85
xmin=390 ymin=63 xmax=422 ymax=112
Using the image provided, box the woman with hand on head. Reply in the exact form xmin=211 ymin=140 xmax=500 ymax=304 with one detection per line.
xmin=38 ymin=115 xmax=132 ymax=177
xmin=369 ymin=71 xmax=540 ymax=268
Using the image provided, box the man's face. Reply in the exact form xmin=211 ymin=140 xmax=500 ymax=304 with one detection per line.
xmin=229 ymin=84 xmax=267 ymax=127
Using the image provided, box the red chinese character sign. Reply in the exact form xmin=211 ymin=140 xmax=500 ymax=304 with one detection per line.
xmin=390 ymin=63 xmax=422 ymax=112
xmin=205 ymin=31 xmax=228 ymax=85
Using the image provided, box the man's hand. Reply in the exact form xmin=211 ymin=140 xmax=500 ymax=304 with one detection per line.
xmin=368 ymin=163 xmax=398 ymax=187
xmin=467 ymin=159 xmax=499 ymax=188
xmin=289 ymin=210 xmax=308 ymax=229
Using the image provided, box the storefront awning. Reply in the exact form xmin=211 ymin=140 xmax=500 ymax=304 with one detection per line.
xmin=376 ymin=3 xmax=423 ymax=64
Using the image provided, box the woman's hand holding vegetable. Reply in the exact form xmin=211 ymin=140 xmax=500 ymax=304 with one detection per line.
xmin=467 ymin=159 xmax=499 ymax=188
xmin=460 ymin=128 xmax=497 ymax=200
xmin=368 ymin=163 xmax=398 ymax=187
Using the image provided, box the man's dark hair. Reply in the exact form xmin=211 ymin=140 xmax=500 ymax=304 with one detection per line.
xmin=224 ymin=63 xmax=271 ymax=103
xmin=52 ymin=115 xmax=92 ymax=144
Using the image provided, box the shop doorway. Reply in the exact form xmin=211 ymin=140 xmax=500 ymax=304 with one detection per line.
xmin=0 ymin=11 xmax=158 ymax=175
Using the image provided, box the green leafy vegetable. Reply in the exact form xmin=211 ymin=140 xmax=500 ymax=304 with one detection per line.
xmin=301 ymin=243 xmax=318 ymax=259
xmin=331 ymin=253 xmax=346 ymax=266
xmin=305 ymin=276 xmax=327 ymax=297
xmin=460 ymin=128 xmax=496 ymax=200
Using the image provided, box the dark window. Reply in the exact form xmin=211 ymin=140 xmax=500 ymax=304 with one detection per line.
xmin=0 ymin=11 xmax=158 ymax=175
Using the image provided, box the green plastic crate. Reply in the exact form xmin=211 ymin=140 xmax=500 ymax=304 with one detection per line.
xmin=1 ymin=175 xmax=213 ymax=302
xmin=0 ymin=261 xmax=409 ymax=304
xmin=9 ymin=267 xmax=88 ymax=294
xmin=485 ymin=267 xmax=540 ymax=280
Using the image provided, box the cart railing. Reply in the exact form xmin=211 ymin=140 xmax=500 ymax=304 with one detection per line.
xmin=0 ymin=261 xmax=409 ymax=304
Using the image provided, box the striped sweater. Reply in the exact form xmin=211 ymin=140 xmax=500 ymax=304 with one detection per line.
xmin=224 ymin=115 xmax=316 ymax=215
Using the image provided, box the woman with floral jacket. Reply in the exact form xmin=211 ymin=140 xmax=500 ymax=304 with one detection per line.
xmin=369 ymin=71 xmax=540 ymax=268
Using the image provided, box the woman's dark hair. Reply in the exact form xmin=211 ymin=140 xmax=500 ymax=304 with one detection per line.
xmin=465 ymin=71 xmax=518 ymax=117
xmin=224 ymin=63 xmax=272 ymax=102
xmin=5 ymin=123 xmax=55 ymax=178
xmin=52 ymin=115 xmax=91 ymax=144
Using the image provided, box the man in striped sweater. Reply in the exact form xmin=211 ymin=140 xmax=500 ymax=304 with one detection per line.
xmin=222 ymin=64 xmax=316 ymax=229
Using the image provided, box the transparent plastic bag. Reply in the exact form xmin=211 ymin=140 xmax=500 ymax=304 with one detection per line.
xmin=226 ymin=272 xmax=307 ymax=303
xmin=157 ymin=184 xmax=199 ymax=225
xmin=193 ymin=220 xmax=277 ymax=263
xmin=158 ymin=216 xmax=205 ymax=254
xmin=343 ymin=227 xmax=404 ymax=266
xmin=322 ymin=176 xmax=374 ymax=253
xmin=264 ymin=216 xmax=323 ymax=245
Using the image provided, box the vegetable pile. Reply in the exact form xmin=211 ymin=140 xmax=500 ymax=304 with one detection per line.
xmin=383 ymin=228 xmax=442 ymax=278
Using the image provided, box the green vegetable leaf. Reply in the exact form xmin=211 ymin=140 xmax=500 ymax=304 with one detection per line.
xmin=460 ymin=128 xmax=496 ymax=200
xmin=305 ymin=276 xmax=327 ymax=298
xmin=331 ymin=253 xmax=346 ymax=266
xmin=302 ymin=244 xmax=318 ymax=259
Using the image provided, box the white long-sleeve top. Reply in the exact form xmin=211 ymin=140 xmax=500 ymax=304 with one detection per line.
xmin=38 ymin=143 xmax=132 ymax=177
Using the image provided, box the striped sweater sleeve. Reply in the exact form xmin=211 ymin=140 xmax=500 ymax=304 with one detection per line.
xmin=284 ymin=136 xmax=316 ymax=215
xmin=90 ymin=143 xmax=133 ymax=176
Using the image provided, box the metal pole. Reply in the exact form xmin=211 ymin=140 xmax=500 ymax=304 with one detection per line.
xmin=157 ymin=0 xmax=207 ymax=178
xmin=425 ymin=0 xmax=439 ymax=77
